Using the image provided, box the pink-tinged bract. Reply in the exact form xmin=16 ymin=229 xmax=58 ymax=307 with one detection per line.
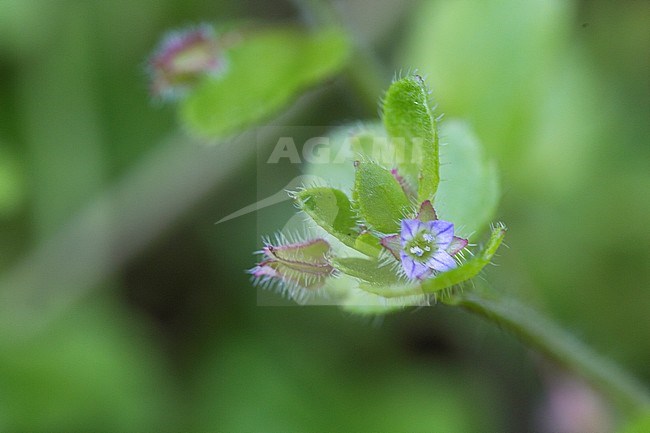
xmin=148 ymin=24 xmax=228 ymax=101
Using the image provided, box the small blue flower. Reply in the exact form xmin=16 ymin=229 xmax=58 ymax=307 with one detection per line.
xmin=381 ymin=200 xmax=467 ymax=280
xmin=400 ymin=218 xmax=456 ymax=279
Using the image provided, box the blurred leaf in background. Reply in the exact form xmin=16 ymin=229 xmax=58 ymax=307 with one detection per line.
xmin=180 ymin=26 xmax=350 ymax=138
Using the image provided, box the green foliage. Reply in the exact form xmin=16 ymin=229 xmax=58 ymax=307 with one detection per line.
xmin=260 ymin=73 xmax=505 ymax=307
xmin=0 ymin=146 xmax=24 ymax=217
xmin=194 ymin=326 xmax=503 ymax=432
xmin=618 ymin=413 xmax=650 ymax=433
xmin=181 ymin=27 xmax=350 ymax=138
xmin=304 ymin=121 xmax=385 ymax=190
xmin=332 ymin=257 xmax=399 ymax=285
xmin=0 ymin=301 xmax=176 ymax=432
xmin=6 ymin=1 xmax=648 ymax=430
xmin=354 ymin=232 xmax=382 ymax=257
xmin=435 ymin=120 xmax=499 ymax=236
xmin=382 ymin=75 xmax=439 ymax=200
xmin=294 ymin=187 xmax=359 ymax=250
xmin=353 ymin=161 xmax=410 ymax=233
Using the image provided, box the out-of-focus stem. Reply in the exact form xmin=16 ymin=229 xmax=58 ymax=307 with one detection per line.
xmin=0 ymin=92 xmax=324 ymax=339
xmin=444 ymin=288 xmax=650 ymax=416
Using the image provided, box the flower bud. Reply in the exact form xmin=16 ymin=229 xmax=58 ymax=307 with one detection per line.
xmin=250 ymin=237 xmax=334 ymax=294
xmin=148 ymin=24 xmax=227 ymax=100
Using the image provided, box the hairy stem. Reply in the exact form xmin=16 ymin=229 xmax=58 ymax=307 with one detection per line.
xmin=444 ymin=288 xmax=650 ymax=416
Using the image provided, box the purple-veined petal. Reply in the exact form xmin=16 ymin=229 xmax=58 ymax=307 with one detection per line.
xmin=426 ymin=220 xmax=454 ymax=248
xmin=380 ymin=234 xmax=401 ymax=260
xmin=400 ymin=251 xmax=432 ymax=280
xmin=447 ymin=236 xmax=468 ymax=256
xmin=401 ymin=219 xmax=421 ymax=243
xmin=426 ymin=250 xmax=457 ymax=272
xmin=416 ymin=200 xmax=438 ymax=222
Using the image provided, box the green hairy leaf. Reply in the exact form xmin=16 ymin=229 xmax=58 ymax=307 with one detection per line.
xmin=382 ymin=75 xmax=439 ymax=201
xmin=353 ymin=161 xmax=410 ymax=233
xmin=294 ymin=187 xmax=358 ymax=248
xmin=354 ymin=232 xmax=381 ymax=258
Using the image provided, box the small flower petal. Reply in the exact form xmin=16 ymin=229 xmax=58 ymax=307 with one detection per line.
xmin=426 ymin=220 xmax=454 ymax=249
xmin=401 ymin=219 xmax=421 ymax=243
xmin=400 ymin=251 xmax=432 ymax=280
xmin=426 ymin=250 xmax=457 ymax=272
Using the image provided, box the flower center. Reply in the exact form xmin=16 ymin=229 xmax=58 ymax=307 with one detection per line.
xmin=405 ymin=231 xmax=437 ymax=261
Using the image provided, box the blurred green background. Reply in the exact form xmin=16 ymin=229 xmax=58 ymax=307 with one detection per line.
xmin=0 ymin=0 xmax=648 ymax=431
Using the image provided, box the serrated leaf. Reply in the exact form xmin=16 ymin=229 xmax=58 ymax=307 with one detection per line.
xmin=382 ymin=75 xmax=439 ymax=200
xmin=354 ymin=161 xmax=410 ymax=233
xmin=435 ymin=120 xmax=499 ymax=236
xmin=181 ymin=27 xmax=350 ymax=137
xmin=294 ymin=187 xmax=358 ymax=248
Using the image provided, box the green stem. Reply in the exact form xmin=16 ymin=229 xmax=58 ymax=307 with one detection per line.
xmin=444 ymin=288 xmax=650 ymax=416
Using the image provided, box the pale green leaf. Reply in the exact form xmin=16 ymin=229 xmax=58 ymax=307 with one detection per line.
xmin=382 ymin=75 xmax=439 ymax=200
xmin=354 ymin=232 xmax=381 ymax=258
xmin=332 ymin=275 xmax=426 ymax=315
xmin=333 ymin=257 xmax=399 ymax=285
xmin=294 ymin=187 xmax=358 ymax=249
xmin=353 ymin=161 xmax=410 ymax=233
xmin=617 ymin=413 xmax=650 ymax=433
xmin=181 ymin=27 xmax=350 ymax=138
xmin=435 ymin=120 xmax=499 ymax=236
xmin=303 ymin=122 xmax=386 ymax=192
